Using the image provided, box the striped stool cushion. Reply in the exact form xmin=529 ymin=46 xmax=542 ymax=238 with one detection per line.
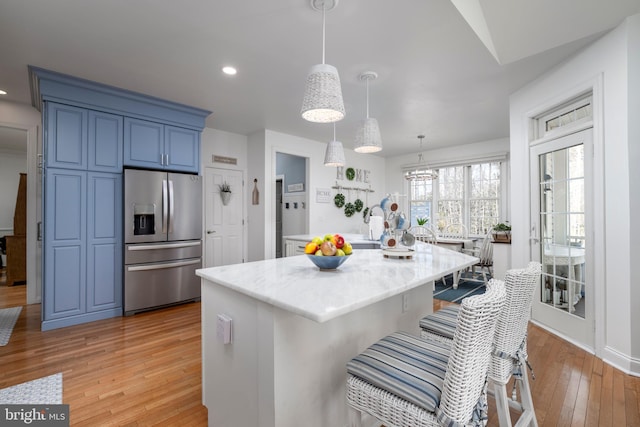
xmin=346 ymin=331 xmax=451 ymax=412
xmin=419 ymin=305 xmax=460 ymax=340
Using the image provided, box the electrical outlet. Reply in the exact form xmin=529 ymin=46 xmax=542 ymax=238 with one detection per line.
xmin=402 ymin=294 xmax=409 ymax=313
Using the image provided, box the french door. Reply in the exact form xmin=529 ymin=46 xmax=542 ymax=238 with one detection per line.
xmin=529 ymin=128 xmax=594 ymax=349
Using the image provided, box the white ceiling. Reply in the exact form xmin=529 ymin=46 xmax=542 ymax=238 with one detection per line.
xmin=0 ymin=0 xmax=638 ymax=157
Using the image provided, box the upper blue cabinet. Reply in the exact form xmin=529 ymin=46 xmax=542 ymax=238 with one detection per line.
xmin=46 ymin=104 xmax=124 ymax=172
xmin=46 ymin=103 xmax=88 ymax=170
xmin=124 ymin=118 xmax=200 ymax=172
xmin=31 ymin=66 xmax=211 ymax=174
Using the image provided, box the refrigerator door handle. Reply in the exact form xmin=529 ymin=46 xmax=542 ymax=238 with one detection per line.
xmin=168 ymin=179 xmax=175 ymax=233
xmin=127 ymin=259 xmax=201 ymax=272
xmin=127 ymin=241 xmax=201 ymax=251
xmin=162 ymin=179 xmax=168 ymax=233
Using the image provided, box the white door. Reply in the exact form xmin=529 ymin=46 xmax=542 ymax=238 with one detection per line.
xmin=530 ymin=128 xmax=594 ymax=348
xmin=204 ymin=167 xmax=244 ymax=267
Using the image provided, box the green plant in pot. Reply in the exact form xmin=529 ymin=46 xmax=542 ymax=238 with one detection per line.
xmin=492 ymin=221 xmax=511 ymax=242
xmin=416 ymin=217 xmax=429 ymax=226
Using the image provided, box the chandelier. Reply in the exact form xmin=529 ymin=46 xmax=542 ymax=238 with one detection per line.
xmin=404 ymin=135 xmax=438 ymax=181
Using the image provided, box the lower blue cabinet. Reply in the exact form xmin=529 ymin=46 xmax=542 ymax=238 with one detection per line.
xmin=42 ymin=169 xmax=122 ymax=331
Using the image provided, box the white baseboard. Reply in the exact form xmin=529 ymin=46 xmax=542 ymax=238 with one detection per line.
xmin=603 ymin=346 xmax=640 ymax=377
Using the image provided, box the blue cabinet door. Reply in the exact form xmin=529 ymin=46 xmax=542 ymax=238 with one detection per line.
xmin=165 ymin=126 xmax=200 ymax=172
xmin=46 ymin=103 xmax=88 ymax=170
xmin=43 ymin=169 xmax=87 ymax=321
xmin=89 ymin=111 xmax=123 ymax=172
xmin=87 ymin=172 xmax=122 ymax=312
xmin=124 ymin=118 xmax=200 ymax=172
xmin=124 ymin=117 xmax=164 ymax=169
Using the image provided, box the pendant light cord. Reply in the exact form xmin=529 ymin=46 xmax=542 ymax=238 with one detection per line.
xmin=321 ymin=5 xmax=326 ymax=64
xmin=366 ymin=77 xmax=370 ymax=118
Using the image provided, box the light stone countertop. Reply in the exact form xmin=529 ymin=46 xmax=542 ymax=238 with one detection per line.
xmin=196 ymin=243 xmax=478 ymax=323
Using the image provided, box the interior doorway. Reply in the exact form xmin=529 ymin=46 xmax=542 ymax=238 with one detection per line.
xmin=0 ymin=125 xmax=28 ymax=308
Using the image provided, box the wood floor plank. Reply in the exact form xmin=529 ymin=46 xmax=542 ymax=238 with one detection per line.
xmin=2 ymin=284 xmax=640 ymax=426
xmin=570 ymin=351 xmax=593 ymax=426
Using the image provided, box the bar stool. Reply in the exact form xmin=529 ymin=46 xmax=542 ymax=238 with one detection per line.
xmin=346 ymin=279 xmax=506 ymax=427
xmin=420 ymin=262 xmax=542 ymax=427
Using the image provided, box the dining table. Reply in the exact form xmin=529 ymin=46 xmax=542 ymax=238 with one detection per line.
xmin=435 ymin=237 xmax=477 ymax=288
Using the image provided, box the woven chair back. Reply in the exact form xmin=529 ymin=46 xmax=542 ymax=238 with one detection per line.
xmin=439 ymin=279 xmax=506 ymax=424
xmin=489 ymin=262 xmax=542 ymax=383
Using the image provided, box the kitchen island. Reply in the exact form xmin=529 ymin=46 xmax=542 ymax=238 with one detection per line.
xmin=196 ymin=243 xmax=477 ymax=427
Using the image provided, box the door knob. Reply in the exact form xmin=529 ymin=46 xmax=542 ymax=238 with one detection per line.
xmin=207 ymin=230 xmax=216 ymax=234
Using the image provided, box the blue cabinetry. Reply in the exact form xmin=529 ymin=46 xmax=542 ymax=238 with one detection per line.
xmin=89 ymin=111 xmax=123 ymax=172
xmin=46 ymin=103 xmax=88 ymax=170
xmin=124 ymin=118 xmax=200 ymax=172
xmin=43 ymin=169 xmax=87 ymax=321
xmin=42 ymin=103 xmax=124 ymax=331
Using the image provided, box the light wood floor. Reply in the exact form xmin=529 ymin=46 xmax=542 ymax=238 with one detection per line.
xmin=1 ymin=285 xmax=638 ymax=426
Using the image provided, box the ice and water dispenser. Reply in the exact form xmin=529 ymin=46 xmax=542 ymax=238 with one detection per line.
xmin=133 ymin=204 xmax=156 ymax=236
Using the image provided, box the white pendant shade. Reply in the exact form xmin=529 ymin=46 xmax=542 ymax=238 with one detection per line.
xmin=354 ymin=117 xmax=382 ymax=153
xmin=324 ymin=139 xmax=345 ymax=166
xmin=354 ymin=71 xmax=382 ymax=153
xmin=301 ymin=64 xmax=345 ymax=123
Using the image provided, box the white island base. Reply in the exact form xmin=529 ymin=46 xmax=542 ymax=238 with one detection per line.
xmin=198 ymin=245 xmax=477 ymax=427
xmin=202 ymin=282 xmax=430 ymax=427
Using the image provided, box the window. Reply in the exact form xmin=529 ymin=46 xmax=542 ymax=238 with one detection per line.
xmin=408 ymin=161 xmax=503 ymax=236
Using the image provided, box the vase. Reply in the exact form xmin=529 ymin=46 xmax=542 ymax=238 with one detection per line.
xmin=220 ymin=191 xmax=232 ymax=206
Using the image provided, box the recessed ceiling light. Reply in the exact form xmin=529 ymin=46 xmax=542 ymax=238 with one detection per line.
xmin=0 ymin=90 xmax=7 ymax=95
xmin=222 ymin=66 xmax=237 ymax=76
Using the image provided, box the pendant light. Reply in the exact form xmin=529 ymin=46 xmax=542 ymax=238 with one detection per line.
xmin=404 ymin=135 xmax=438 ymax=181
xmin=354 ymin=71 xmax=382 ymax=153
xmin=301 ymin=0 xmax=345 ymax=123
xmin=324 ymin=123 xmax=345 ymax=167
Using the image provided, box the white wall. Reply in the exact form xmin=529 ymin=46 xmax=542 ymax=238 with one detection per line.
xmin=245 ymin=129 xmax=386 ymax=261
xmin=627 ymin=15 xmax=640 ymax=363
xmin=509 ymin=14 xmax=639 ymax=375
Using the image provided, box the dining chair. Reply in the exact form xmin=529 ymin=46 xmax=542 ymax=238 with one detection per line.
xmin=442 ymin=223 xmax=469 ymax=239
xmin=419 ymin=262 xmax=542 ymax=427
xmin=408 ymin=225 xmax=437 ymax=244
xmin=462 ymin=230 xmax=494 ymax=284
xmin=346 ymin=279 xmax=506 ymax=427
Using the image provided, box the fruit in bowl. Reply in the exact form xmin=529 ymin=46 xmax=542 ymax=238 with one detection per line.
xmin=306 ymin=234 xmax=352 ymax=270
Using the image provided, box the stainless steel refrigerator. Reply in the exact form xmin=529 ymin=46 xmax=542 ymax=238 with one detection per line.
xmin=123 ymin=169 xmax=202 ymax=314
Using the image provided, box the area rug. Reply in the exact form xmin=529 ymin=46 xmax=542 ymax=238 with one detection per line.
xmin=0 ymin=373 xmax=63 ymax=404
xmin=433 ymin=271 xmax=489 ymax=303
xmin=0 ymin=306 xmax=22 ymax=346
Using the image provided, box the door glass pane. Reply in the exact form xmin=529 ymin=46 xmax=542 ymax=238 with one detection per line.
xmin=539 ymin=144 xmax=586 ymax=318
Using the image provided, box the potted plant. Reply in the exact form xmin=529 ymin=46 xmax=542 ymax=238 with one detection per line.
xmin=219 ymin=181 xmax=232 ymax=206
xmin=416 ymin=217 xmax=429 ymax=226
xmin=492 ymin=221 xmax=511 ymax=243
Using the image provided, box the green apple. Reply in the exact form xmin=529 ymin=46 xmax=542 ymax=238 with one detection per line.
xmin=336 ymin=249 xmax=345 ymax=257
xmin=312 ymin=236 xmax=323 ymax=246
xmin=315 ymin=249 xmax=323 ymax=256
